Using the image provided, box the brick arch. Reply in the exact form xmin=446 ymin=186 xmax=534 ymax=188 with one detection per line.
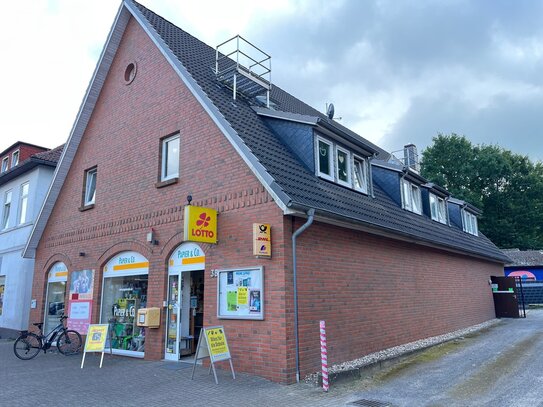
xmin=43 ymin=253 xmax=73 ymax=275
xmin=98 ymin=239 xmax=152 ymax=267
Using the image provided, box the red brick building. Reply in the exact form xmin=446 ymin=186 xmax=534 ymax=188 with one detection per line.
xmin=25 ymin=1 xmax=508 ymax=384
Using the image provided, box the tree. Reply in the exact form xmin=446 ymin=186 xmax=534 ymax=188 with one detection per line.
xmin=421 ymin=133 xmax=543 ymax=249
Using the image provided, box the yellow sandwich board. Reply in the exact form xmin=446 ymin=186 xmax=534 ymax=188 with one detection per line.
xmin=191 ymin=326 xmax=235 ymax=384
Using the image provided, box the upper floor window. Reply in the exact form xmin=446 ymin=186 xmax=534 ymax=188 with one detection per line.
xmin=401 ymin=179 xmax=422 ymax=214
xmin=429 ymin=193 xmax=447 ymax=224
xmin=2 ymin=190 xmax=12 ymax=230
xmin=462 ymin=209 xmax=478 ymax=235
xmin=11 ymin=150 xmax=19 ymax=168
xmin=19 ymin=182 xmax=29 ymax=224
xmin=353 ymin=156 xmax=369 ymax=194
xmin=1 ymin=157 xmax=8 ymax=173
xmin=335 ymin=146 xmax=351 ymax=187
xmin=161 ymin=134 xmax=180 ymax=181
xmin=84 ymin=167 xmax=97 ymax=206
xmin=316 ymin=137 xmax=334 ymax=181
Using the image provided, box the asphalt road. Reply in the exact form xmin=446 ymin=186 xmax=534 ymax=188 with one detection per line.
xmin=1 ymin=310 xmax=542 ymax=406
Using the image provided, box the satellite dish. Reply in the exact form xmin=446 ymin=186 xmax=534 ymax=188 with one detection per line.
xmin=326 ymin=103 xmax=335 ymax=120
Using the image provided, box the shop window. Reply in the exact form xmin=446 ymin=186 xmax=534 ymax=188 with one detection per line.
xmin=430 ymin=193 xmax=447 ymax=224
xmin=353 ymin=155 xmax=369 ymax=194
xmin=161 ymin=134 xmax=180 ymax=182
xmin=11 ymin=150 xmax=19 ymax=168
xmin=462 ymin=209 xmax=478 ymax=236
xmin=1 ymin=157 xmax=8 ymax=173
xmin=335 ymin=146 xmax=351 ymax=187
xmin=19 ymin=182 xmax=29 ymax=224
xmin=316 ymin=137 xmax=334 ymax=181
xmin=101 ymin=275 xmax=148 ymax=353
xmin=0 ymin=275 xmax=5 ymax=316
xmin=2 ymin=190 xmax=12 ymax=230
xmin=401 ymin=179 xmax=422 ymax=215
xmin=44 ymin=262 xmax=67 ymax=335
xmin=83 ymin=167 xmax=97 ymax=207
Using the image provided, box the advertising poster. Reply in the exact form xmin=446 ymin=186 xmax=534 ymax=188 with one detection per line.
xmin=0 ymin=276 xmax=5 ymax=316
xmin=204 ymin=326 xmax=231 ymax=362
xmin=84 ymin=324 xmax=109 ymax=352
xmin=68 ymin=299 xmax=93 ymax=334
xmin=217 ymin=267 xmax=263 ymax=320
xmin=69 ymin=269 xmax=94 ymax=300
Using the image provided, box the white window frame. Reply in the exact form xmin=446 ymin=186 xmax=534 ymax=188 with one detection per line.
xmin=161 ymin=134 xmax=180 ymax=181
xmin=462 ymin=209 xmax=478 ymax=235
xmin=11 ymin=150 xmax=19 ymax=168
xmin=353 ymin=155 xmax=369 ymax=194
xmin=429 ymin=193 xmax=447 ymax=224
xmin=1 ymin=157 xmax=8 ymax=173
xmin=316 ymin=136 xmax=334 ymax=181
xmin=401 ymin=179 xmax=422 ymax=215
xmin=335 ymin=145 xmax=351 ymax=187
xmin=18 ymin=182 xmax=29 ymax=224
xmin=84 ymin=168 xmax=97 ymax=206
xmin=2 ymin=190 xmax=12 ymax=230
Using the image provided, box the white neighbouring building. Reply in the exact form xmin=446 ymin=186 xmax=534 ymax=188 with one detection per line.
xmin=0 ymin=142 xmax=63 ymax=336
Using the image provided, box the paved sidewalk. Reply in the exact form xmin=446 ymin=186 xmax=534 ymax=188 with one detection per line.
xmin=2 ymin=311 xmax=542 ymax=406
xmin=0 ymin=339 xmax=348 ymax=407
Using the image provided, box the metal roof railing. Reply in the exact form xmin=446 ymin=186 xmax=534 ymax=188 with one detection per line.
xmin=215 ymin=35 xmax=271 ymax=106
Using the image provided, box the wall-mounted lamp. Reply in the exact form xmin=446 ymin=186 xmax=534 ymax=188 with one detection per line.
xmin=187 ymin=195 xmax=193 ymax=205
xmin=146 ymin=229 xmax=159 ymax=245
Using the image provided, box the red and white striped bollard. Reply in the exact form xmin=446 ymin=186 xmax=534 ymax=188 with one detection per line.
xmin=320 ymin=320 xmax=329 ymax=392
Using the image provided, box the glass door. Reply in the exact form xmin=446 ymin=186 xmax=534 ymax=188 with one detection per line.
xmin=44 ymin=281 xmax=66 ymax=335
xmin=164 ymin=274 xmax=181 ymax=360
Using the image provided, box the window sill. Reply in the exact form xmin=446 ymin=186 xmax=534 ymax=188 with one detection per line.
xmin=155 ymin=177 xmax=178 ymax=189
xmin=79 ymin=203 xmax=95 ymax=212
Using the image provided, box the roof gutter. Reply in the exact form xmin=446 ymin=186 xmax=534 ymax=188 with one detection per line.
xmin=292 ymin=208 xmax=315 ymax=383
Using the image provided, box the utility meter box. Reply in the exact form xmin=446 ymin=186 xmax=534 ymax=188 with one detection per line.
xmin=137 ymin=307 xmax=160 ymax=328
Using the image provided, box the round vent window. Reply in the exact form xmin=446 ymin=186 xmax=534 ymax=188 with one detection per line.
xmin=124 ymin=62 xmax=137 ymax=84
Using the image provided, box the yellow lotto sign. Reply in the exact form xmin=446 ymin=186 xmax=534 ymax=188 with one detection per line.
xmin=253 ymin=223 xmax=271 ymax=257
xmin=183 ymin=205 xmax=218 ymax=244
xmin=84 ymin=324 xmax=109 ymax=353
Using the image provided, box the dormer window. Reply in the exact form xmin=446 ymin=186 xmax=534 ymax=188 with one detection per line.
xmin=1 ymin=157 xmax=7 ymax=173
xmin=462 ymin=209 xmax=478 ymax=235
xmin=316 ymin=135 xmax=370 ymax=193
xmin=11 ymin=150 xmax=19 ymax=168
xmin=401 ymin=179 xmax=422 ymax=214
xmin=335 ymin=146 xmax=351 ymax=187
xmin=316 ymin=137 xmax=334 ymax=181
xmin=430 ymin=193 xmax=447 ymax=224
xmin=353 ymin=156 xmax=369 ymax=194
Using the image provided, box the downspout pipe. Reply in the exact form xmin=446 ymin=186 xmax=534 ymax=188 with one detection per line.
xmin=292 ymin=208 xmax=315 ymax=383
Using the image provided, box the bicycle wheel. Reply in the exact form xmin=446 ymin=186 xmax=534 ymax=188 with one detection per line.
xmin=13 ymin=333 xmax=42 ymax=360
xmin=57 ymin=330 xmax=82 ymax=355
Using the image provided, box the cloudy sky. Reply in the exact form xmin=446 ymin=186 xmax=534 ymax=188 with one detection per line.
xmin=1 ymin=0 xmax=542 ymax=162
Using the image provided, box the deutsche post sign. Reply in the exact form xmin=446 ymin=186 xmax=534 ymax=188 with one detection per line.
xmin=253 ymin=223 xmax=271 ymax=257
xmin=184 ymin=205 xmax=218 ymax=244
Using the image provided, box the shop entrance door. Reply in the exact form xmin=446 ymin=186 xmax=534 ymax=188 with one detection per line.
xmin=165 ymin=242 xmax=205 ymax=361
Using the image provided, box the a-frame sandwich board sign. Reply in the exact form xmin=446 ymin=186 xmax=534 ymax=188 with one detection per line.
xmin=190 ymin=326 xmax=235 ymax=384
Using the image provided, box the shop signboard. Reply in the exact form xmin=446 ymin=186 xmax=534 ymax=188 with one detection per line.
xmin=191 ymin=326 xmax=235 ymax=384
xmin=183 ymin=205 xmax=218 ymax=244
xmin=217 ymin=267 xmax=263 ymax=320
xmin=252 ymin=223 xmax=271 ymax=257
xmin=81 ymin=324 xmax=109 ymax=369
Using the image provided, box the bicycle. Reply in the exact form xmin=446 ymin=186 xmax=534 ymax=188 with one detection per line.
xmin=13 ymin=315 xmax=82 ymax=360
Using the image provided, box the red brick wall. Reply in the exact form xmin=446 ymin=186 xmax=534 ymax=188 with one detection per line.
xmin=291 ymin=219 xmax=501 ymax=378
xmin=30 ymin=17 xmax=290 ymax=383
